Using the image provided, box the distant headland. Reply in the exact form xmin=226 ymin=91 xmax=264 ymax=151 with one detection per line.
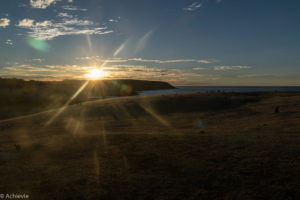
xmin=0 ymin=77 xmax=175 ymax=119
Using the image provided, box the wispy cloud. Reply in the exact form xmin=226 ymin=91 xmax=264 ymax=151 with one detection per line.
xmin=108 ymin=18 xmax=119 ymax=23
xmin=214 ymin=66 xmax=251 ymax=71
xmin=0 ymin=63 xmax=218 ymax=84
xmin=193 ymin=67 xmax=207 ymax=70
xmin=29 ymin=58 xmax=45 ymax=62
xmin=1 ymin=64 xmax=90 ymax=80
xmin=237 ymin=74 xmax=273 ymax=78
xmin=16 ymin=17 xmax=113 ymax=40
xmin=36 ymin=20 xmax=53 ymax=27
xmin=75 ymin=57 xmax=216 ymax=64
xmin=0 ymin=18 xmax=10 ymax=27
xmin=103 ymin=65 xmax=218 ymax=82
xmin=61 ymin=5 xmax=87 ymax=11
xmin=57 ymin=12 xmax=73 ymax=18
xmin=75 ymin=56 xmax=101 ymax=61
xmin=183 ymin=2 xmax=202 ymax=11
xmin=197 ymin=60 xmax=215 ymax=64
xmin=127 ymin=58 xmax=215 ymax=64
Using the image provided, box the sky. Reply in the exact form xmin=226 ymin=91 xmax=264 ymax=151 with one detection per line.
xmin=0 ymin=0 xmax=300 ymax=86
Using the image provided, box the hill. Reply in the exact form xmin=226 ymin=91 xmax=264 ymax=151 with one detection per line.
xmin=0 ymin=78 xmax=174 ymax=120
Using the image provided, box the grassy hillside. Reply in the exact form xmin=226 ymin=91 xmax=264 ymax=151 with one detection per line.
xmin=0 ymin=92 xmax=299 ymax=199
xmin=0 ymin=78 xmax=174 ymax=120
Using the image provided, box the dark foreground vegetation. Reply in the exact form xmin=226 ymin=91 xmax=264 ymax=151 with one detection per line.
xmin=0 ymin=91 xmax=299 ymax=199
xmin=0 ymin=78 xmax=174 ymax=120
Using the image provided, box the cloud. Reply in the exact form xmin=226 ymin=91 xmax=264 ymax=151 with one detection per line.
xmin=0 ymin=18 xmax=10 ymax=27
xmin=107 ymin=65 xmax=219 ymax=84
xmin=5 ymin=39 xmax=13 ymax=45
xmin=30 ymin=0 xmax=60 ymax=9
xmin=118 ymin=58 xmax=215 ymax=64
xmin=126 ymin=58 xmax=214 ymax=64
xmin=237 ymin=74 xmax=273 ymax=78
xmin=36 ymin=20 xmax=53 ymax=27
xmin=75 ymin=57 xmax=216 ymax=64
xmin=61 ymin=5 xmax=87 ymax=11
xmin=109 ymin=19 xmax=118 ymax=23
xmin=214 ymin=66 xmax=251 ymax=71
xmin=57 ymin=12 xmax=73 ymax=18
xmin=104 ymin=65 xmax=218 ymax=82
xmin=16 ymin=17 xmax=113 ymax=40
xmin=62 ymin=18 xmax=93 ymax=26
xmin=216 ymin=0 xmax=223 ymax=3
xmin=28 ymin=58 xmax=45 ymax=62
xmin=183 ymin=2 xmax=202 ymax=11
xmin=193 ymin=67 xmax=207 ymax=70
xmin=197 ymin=60 xmax=215 ymax=64
xmin=17 ymin=19 xmax=35 ymax=27
xmin=0 ymin=63 xmax=218 ymax=83
xmin=0 ymin=64 xmax=90 ymax=80
xmin=30 ymin=0 xmax=74 ymax=9
xmin=75 ymin=56 xmax=101 ymax=60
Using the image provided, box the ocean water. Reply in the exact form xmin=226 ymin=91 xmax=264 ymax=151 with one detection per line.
xmin=139 ymin=86 xmax=300 ymax=96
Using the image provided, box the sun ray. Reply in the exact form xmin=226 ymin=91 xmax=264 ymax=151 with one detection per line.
xmin=45 ymin=81 xmax=89 ymax=126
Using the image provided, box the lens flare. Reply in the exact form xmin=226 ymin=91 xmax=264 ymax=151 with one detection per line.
xmin=86 ymin=68 xmax=108 ymax=79
xmin=27 ymin=37 xmax=49 ymax=52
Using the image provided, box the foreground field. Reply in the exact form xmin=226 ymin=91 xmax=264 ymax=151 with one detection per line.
xmin=0 ymin=92 xmax=300 ymax=200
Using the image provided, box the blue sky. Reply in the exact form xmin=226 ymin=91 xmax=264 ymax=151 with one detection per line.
xmin=0 ymin=0 xmax=299 ymax=85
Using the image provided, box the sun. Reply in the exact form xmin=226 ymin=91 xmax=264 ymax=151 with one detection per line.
xmin=86 ymin=68 xmax=108 ymax=79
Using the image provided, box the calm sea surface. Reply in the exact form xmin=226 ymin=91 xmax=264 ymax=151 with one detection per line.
xmin=139 ymin=86 xmax=300 ymax=96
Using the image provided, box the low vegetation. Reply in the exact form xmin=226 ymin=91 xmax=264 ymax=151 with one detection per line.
xmin=0 ymin=91 xmax=299 ymax=199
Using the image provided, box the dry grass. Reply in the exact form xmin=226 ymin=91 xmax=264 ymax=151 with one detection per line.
xmin=0 ymin=92 xmax=300 ymax=200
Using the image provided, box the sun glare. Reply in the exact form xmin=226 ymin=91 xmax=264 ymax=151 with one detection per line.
xmin=86 ymin=68 xmax=108 ymax=79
